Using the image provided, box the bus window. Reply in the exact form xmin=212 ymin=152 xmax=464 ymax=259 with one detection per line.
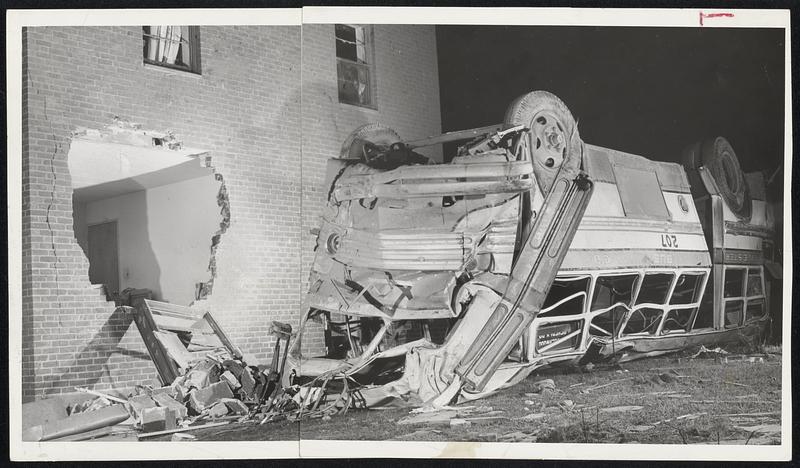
xmin=635 ymin=273 xmax=673 ymax=305
xmin=540 ymin=277 xmax=590 ymax=317
xmin=747 ymin=269 xmax=764 ymax=297
xmin=745 ymin=299 xmax=766 ymax=322
xmin=589 ymin=306 xmax=627 ymax=338
xmin=724 ymin=269 xmax=745 ymax=298
xmin=724 ymin=300 xmax=744 ymax=328
xmin=535 ymin=320 xmax=583 ymax=354
xmin=669 ymin=273 xmax=704 ymax=305
xmin=591 ymin=274 xmax=638 ymax=310
xmin=623 ymin=307 xmax=663 ymax=335
xmin=662 ymin=308 xmax=694 ymax=333
xmin=693 ymin=283 xmax=714 ymax=329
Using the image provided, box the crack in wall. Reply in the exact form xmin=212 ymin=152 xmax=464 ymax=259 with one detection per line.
xmin=28 ymin=68 xmax=66 ymax=329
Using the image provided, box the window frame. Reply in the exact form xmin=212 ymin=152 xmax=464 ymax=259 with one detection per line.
xmin=722 ymin=266 xmax=750 ymax=328
xmin=662 ymin=271 xmax=708 ymax=335
xmin=335 ymin=24 xmax=377 ymax=109
xmin=588 ymin=272 xmax=640 ymax=338
xmin=743 ymin=266 xmax=768 ymax=323
xmin=143 ymin=26 xmax=202 ymax=75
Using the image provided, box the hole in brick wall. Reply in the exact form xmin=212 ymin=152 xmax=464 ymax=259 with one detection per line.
xmin=68 ymin=122 xmax=226 ymax=306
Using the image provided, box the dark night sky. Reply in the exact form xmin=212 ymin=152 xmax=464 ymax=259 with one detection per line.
xmin=436 ymin=26 xmax=785 ymax=179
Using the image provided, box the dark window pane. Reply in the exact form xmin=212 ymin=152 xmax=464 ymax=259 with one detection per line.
xmin=623 ymin=307 xmax=663 ymax=334
xmin=724 ymin=269 xmax=745 ymax=297
xmin=693 ymin=282 xmax=714 ymax=328
xmin=535 ymin=320 xmax=582 ymax=353
xmin=670 ymin=273 xmax=704 ymax=305
xmin=724 ymin=300 xmax=744 ymax=327
xmin=635 ymin=273 xmax=673 ymax=305
xmin=662 ymin=308 xmax=694 ymax=333
xmin=336 ymin=24 xmax=358 ymax=62
xmin=745 ymin=299 xmax=766 ymax=322
xmin=542 ymin=277 xmax=589 ymax=310
xmin=591 ymin=274 xmax=638 ymax=310
xmin=747 ymin=269 xmax=763 ymax=297
xmin=589 ymin=306 xmax=628 ymax=337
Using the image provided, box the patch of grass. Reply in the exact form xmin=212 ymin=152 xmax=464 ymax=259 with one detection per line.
xmin=177 ymin=350 xmax=781 ymax=443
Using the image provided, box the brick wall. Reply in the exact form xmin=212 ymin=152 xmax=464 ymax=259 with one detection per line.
xmin=300 ymin=24 xmax=442 ymax=353
xmin=22 ymin=25 xmax=302 ymax=401
xmin=21 ymin=24 xmax=441 ymax=401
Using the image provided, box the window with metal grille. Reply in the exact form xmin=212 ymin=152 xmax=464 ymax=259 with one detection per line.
xmin=143 ymin=26 xmax=201 ymax=74
xmin=335 ymin=24 xmax=375 ymax=108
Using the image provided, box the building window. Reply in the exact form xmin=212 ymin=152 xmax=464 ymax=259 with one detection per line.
xmin=143 ymin=26 xmax=201 ymax=74
xmin=335 ymin=24 xmax=375 ymax=108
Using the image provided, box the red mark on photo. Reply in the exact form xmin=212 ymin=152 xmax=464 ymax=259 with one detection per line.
xmin=700 ymin=12 xmax=735 ymax=26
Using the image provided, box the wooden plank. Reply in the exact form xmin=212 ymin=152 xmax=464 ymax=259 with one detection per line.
xmin=203 ymin=312 xmax=243 ymax=359
xmin=132 ymin=304 xmax=180 ymax=385
xmin=151 ymin=314 xmax=199 ymax=333
xmin=153 ymin=331 xmax=197 ymax=370
xmin=145 ymin=299 xmax=199 ymax=319
xmin=136 ymin=421 xmax=229 ymax=439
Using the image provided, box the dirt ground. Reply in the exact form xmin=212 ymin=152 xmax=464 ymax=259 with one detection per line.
xmin=140 ymin=348 xmax=782 ymax=444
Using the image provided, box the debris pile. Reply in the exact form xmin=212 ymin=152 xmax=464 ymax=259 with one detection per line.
xmin=22 ymin=298 xmax=381 ymax=442
xmin=22 ymin=299 xmax=303 ymax=441
xmin=22 ymin=349 xmax=269 ymax=441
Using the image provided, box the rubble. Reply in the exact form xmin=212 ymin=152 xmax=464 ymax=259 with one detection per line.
xmin=22 ymin=309 xmax=296 ymax=442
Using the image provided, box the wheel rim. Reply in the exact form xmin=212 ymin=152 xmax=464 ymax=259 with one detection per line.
xmin=528 ymin=110 xmax=568 ymax=170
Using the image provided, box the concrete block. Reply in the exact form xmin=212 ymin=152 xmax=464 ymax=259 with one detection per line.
xmin=126 ymin=395 xmax=157 ymax=422
xmin=141 ymin=406 xmax=178 ymax=433
xmin=220 ymin=370 xmax=241 ymax=391
xmin=151 ymin=392 xmax=188 ymax=419
xmin=188 ymin=381 xmax=234 ymax=413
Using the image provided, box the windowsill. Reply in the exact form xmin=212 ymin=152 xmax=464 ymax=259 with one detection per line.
xmin=338 ymin=100 xmax=379 ymax=113
xmin=143 ymin=61 xmax=203 ymax=78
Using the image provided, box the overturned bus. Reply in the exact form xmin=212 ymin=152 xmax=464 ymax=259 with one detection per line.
xmin=284 ymin=91 xmax=778 ymax=407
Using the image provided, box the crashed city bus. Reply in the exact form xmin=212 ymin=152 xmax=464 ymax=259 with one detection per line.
xmin=284 ymin=91 xmax=777 ymax=407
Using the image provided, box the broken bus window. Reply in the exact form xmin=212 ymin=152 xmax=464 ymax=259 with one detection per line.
xmin=539 ymin=276 xmax=590 ymax=317
xmin=589 ymin=273 xmax=639 ymax=337
xmin=623 ymin=307 xmax=664 ymax=335
xmin=669 ymin=273 xmax=704 ymax=305
xmin=635 ymin=272 xmax=674 ymax=305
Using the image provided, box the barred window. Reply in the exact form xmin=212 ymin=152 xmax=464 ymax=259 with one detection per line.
xmin=335 ymin=24 xmax=375 ymax=108
xmin=143 ymin=26 xmax=201 ymax=74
